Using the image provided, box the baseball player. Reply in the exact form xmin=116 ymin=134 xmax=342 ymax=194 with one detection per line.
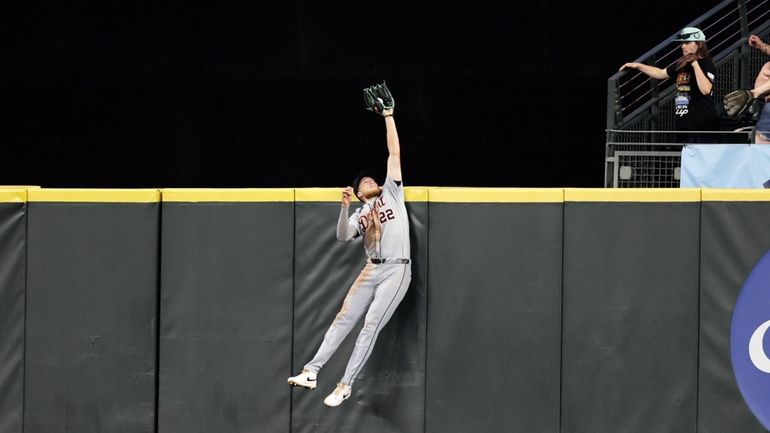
xmin=288 ymin=82 xmax=412 ymax=407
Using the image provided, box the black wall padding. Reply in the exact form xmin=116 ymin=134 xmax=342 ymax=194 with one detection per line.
xmin=17 ymin=190 xmax=770 ymax=433
xmin=158 ymin=202 xmax=294 ymax=433
xmin=0 ymin=202 xmax=26 ymax=433
xmin=290 ymin=201 xmax=428 ymax=433
xmin=562 ymin=202 xmax=700 ymax=433
xmin=426 ymin=203 xmax=563 ymax=433
xmin=25 ymin=203 xmax=159 ymax=433
xmin=697 ymin=201 xmax=770 ymax=433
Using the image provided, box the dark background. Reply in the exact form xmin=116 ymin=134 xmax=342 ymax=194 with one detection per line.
xmin=5 ymin=1 xmax=709 ymax=188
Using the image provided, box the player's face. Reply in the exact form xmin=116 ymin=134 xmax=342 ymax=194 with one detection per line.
xmin=357 ymin=177 xmax=381 ymax=200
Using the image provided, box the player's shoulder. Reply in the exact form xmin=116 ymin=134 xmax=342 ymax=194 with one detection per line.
xmin=384 ymin=176 xmax=404 ymax=190
xmin=349 ymin=205 xmax=364 ymax=218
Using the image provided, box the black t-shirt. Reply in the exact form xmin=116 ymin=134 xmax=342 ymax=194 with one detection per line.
xmin=666 ymin=57 xmax=718 ymax=131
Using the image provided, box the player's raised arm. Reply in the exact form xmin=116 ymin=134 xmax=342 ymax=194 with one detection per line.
xmin=363 ymin=81 xmax=401 ymax=181
xmin=383 ymin=112 xmax=401 ymax=182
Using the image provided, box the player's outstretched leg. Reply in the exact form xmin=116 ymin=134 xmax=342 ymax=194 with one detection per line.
xmin=287 ymin=370 xmax=317 ymax=390
xmin=341 ymin=265 xmax=411 ymax=387
xmin=288 ymin=267 xmax=376 ymax=392
xmin=323 ymin=383 xmax=351 ymax=407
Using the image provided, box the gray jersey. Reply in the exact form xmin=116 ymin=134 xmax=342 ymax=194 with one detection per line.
xmin=348 ymin=176 xmax=410 ymax=260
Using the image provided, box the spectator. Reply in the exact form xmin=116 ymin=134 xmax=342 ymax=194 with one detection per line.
xmin=620 ymin=27 xmax=718 ymax=142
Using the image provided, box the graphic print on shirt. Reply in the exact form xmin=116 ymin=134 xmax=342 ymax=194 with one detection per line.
xmin=675 ymin=72 xmax=691 ymax=117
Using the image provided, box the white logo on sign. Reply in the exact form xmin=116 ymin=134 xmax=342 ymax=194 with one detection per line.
xmin=749 ymin=319 xmax=770 ymax=373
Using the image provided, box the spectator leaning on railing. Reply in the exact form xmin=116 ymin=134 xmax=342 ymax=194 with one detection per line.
xmin=620 ymin=27 xmax=718 ymax=143
xmin=723 ymin=35 xmax=770 ymax=143
xmin=748 ymin=35 xmax=770 ymax=143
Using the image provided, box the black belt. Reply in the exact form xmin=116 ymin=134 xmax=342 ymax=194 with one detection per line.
xmin=368 ymin=258 xmax=410 ymax=264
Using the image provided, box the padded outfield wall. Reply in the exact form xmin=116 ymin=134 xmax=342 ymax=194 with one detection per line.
xmin=0 ymin=188 xmax=769 ymax=433
xmin=0 ymin=189 xmax=27 ymax=433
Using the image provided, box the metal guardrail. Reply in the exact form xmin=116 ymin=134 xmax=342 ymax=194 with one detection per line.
xmin=605 ymin=130 xmax=753 ymax=188
xmin=605 ymin=0 xmax=770 ymax=187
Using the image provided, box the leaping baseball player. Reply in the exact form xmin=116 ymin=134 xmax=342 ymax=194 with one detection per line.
xmin=288 ymin=82 xmax=412 ymax=407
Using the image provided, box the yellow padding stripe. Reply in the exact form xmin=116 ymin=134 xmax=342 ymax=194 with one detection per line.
xmin=429 ymin=188 xmax=564 ymax=203
xmin=405 ymin=188 xmax=429 ymax=202
xmin=564 ymin=188 xmax=701 ymax=202
xmin=295 ymin=187 xmax=429 ymax=202
xmin=0 ymin=189 xmax=27 ymax=203
xmin=28 ymin=189 xmax=160 ymax=203
xmin=162 ymin=188 xmax=294 ymax=202
xmin=702 ymin=189 xmax=770 ymax=202
xmin=294 ymin=188 xmax=340 ymax=202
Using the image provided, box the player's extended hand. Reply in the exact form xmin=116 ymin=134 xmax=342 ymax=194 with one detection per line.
xmin=342 ymin=186 xmax=353 ymax=207
xmin=363 ymin=81 xmax=395 ymax=115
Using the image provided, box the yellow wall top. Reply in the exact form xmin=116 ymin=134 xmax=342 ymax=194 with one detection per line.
xmin=564 ymin=188 xmax=701 ymax=202
xmin=701 ymin=189 xmax=770 ymax=202
xmin=429 ymin=188 xmax=563 ymax=203
xmin=13 ymin=187 xmax=770 ymax=203
xmin=161 ymin=188 xmax=294 ymax=202
xmin=28 ymin=189 xmax=161 ymax=203
xmin=0 ymin=189 xmax=27 ymax=203
xmin=294 ymin=187 xmax=428 ymax=202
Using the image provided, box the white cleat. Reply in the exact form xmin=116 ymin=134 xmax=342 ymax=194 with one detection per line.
xmin=287 ymin=370 xmax=317 ymax=390
xmin=323 ymin=383 xmax=351 ymax=407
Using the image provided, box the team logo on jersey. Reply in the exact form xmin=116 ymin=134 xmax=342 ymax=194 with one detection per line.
xmin=730 ymin=249 xmax=770 ymax=430
xmin=677 ymin=72 xmax=691 ymax=85
xmin=357 ymin=196 xmax=394 ymax=233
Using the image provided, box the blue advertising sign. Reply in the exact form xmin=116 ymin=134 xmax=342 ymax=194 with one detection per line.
xmin=681 ymin=144 xmax=770 ymax=188
xmin=731 ymin=249 xmax=770 ymax=430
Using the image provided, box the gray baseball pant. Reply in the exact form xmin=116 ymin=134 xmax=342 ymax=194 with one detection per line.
xmin=304 ymin=262 xmax=412 ymax=386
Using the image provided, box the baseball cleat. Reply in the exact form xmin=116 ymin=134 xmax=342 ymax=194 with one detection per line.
xmin=287 ymin=370 xmax=317 ymax=390
xmin=323 ymin=383 xmax=351 ymax=407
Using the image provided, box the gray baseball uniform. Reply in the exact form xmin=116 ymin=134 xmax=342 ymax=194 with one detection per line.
xmin=304 ymin=176 xmax=411 ymax=386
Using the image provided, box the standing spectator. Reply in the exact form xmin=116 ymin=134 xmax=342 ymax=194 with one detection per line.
xmin=620 ymin=27 xmax=718 ymax=142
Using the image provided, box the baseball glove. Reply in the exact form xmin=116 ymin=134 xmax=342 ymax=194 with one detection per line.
xmin=723 ymin=89 xmax=755 ymax=119
xmin=363 ymin=81 xmax=394 ymax=114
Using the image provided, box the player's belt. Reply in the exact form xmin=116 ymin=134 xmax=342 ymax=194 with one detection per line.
xmin=368 ymin=258 xmax=410 ymax=264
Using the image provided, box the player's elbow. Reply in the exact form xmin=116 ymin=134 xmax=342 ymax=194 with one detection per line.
xmin=336 ymin=231 xmax=355 ymax=242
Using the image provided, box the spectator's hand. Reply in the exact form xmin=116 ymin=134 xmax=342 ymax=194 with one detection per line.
xmin=682 ymin=54 xmax=699 ymax=65
xmin=749 ymin=35 xmax=766 ymax=51
xmin=619 ymin=62 xmax=640 ymax=71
